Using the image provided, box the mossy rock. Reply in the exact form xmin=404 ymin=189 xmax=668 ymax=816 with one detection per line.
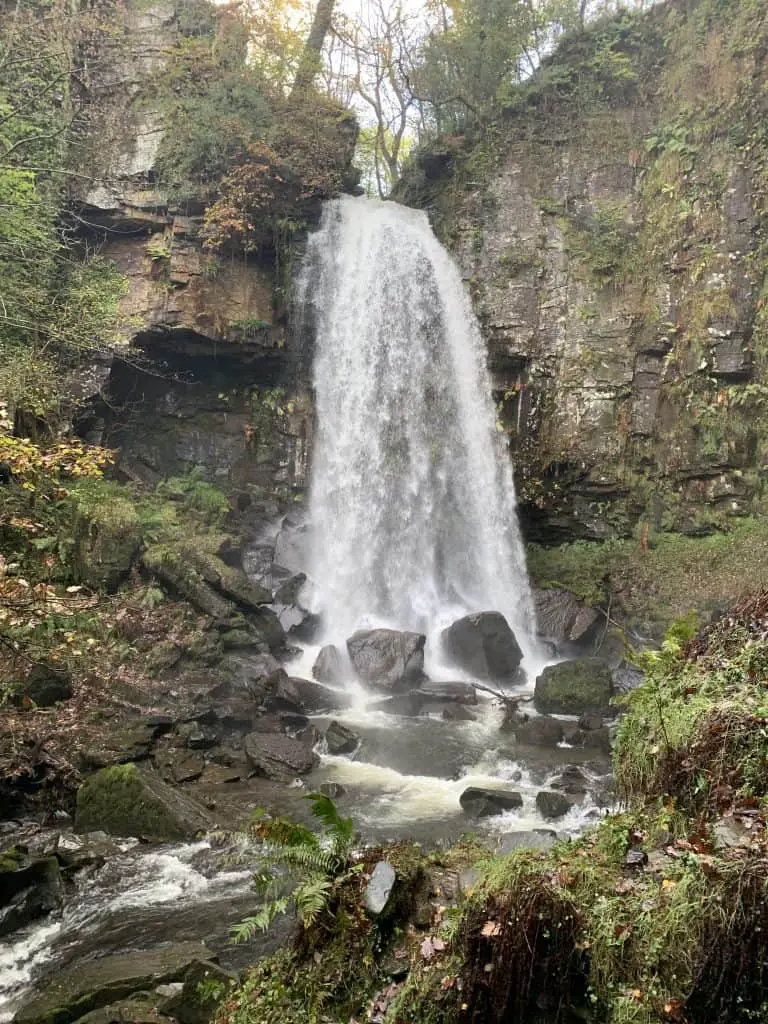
xmin=13 ymin=942 xmax=213 ymax=1024
xmin=534 ymin=658 xmax=613 ymax=714
xmin=74 ymin=763 xmax=212 ymax=840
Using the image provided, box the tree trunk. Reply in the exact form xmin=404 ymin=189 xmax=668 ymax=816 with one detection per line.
xmin=291 ymin=0 xmax=336 ymax=97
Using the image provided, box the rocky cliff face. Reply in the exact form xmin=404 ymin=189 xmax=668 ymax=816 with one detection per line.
xmin=402 ymin=0 xmax=768 ymax=542
xmin=71 ymin=1 xmax=323 ymax=520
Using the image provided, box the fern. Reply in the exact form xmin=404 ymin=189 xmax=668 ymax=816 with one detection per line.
xmin=232 ymin=795 xmax=357 ymax=943
xmin=295 ymin=873 xmax=334 ymax=927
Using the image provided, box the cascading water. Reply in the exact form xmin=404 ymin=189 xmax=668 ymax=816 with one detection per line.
xmin=297 ymin=195 xmax=536 ymax=659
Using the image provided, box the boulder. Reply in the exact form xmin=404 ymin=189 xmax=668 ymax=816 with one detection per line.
xmin=363 ymin=861 xmax=396 ymax=916
xmin=267 ymin=673 xmax=349 ymax=714
xmin=534 ymin=658 xmax=613 ymax=714
xmin=369 ymin=692 xmax=424 ymax=716
xmin=324 ymin=721 xmax=359 ymax=756
xmin=159 ymin=959 xmax=237 ymax=1024
xmin=459 ymin=787 xmax=523 ymax=818
xmin=244 ymin=732 xmax=319 ymax=781
xmin=441 ymin=611 xmax=522 ymax=682
xmin=497 ymin=829 xmax=558 ymax=854
xmin=275 ymin=603 xmax=321 ymax=642
xmin=312 ymin=645 xmax=345 ymax=685
xmin=319 ymin=782 xmax=346 ymax=799
xmin=551 ymin=766 xmax=590 ymax=795
xmin=578 ymin=712 xmax=604 ymax=731
xmin=565 ymin=725 xmax=612 ymax=753
xmin=532 ymin=588 xmax=600 ymax=647
xmin=0 ymin=854 xmax=63 ymax=938
xmin=509 ymin=715 xmax=565 ymax=747
xmin=13 ymin=941 xmax=214 ymax=1024
xmin=414 ymin=681 xmax=477 ymax=704
xmin=536 ymin=790 xmax=574 ymax=820
xmin=612 ymin=663 xmax=645 ymax=694
xmin=75 ymin=763 xmax=212 ymax=839
xmin=19 ymin=664 xmax=73 ymax=708
xmin=346 ymin=629 xmax=425 ymax=692
xmin=441 ymin=704 xmax=477 ymax=722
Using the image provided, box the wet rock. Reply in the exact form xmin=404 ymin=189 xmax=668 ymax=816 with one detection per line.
xmin=460 ymin=787 xmax=523 ymax=818
xmin=77 ymin=716 xmax=172 ymax=770
xmin=578 ymin=712 xmax=604 ymax=731
xmin=273 ymin=514 xmax=309 ymax=575
xmin=497 ymin=829 xmax=558 ymax=854
xmin=566 ymin=726 xmax=612 ymax=753
xmin=243 ymin=732 xmax=319 ymax=782
xmin=74 ymin=994 xmax=172 ymax=1024
xmin=160 ymin=959 xmax=238 ymax=1024
xmin=0 ymin=854 xmax=63 ymax=938
xmin=274 ymin=573 xmax=307 ymax=605
xmin=441 ymin=704 xmax=477 ymax=722
xmin=369 ymin=692 xmax=424 ymax=716
xmin=18 ymin=663 xmax=73 ymax=708
xmin=54 ymin=833 xmax=120 ymax=871
xmin=312 ymin=644 xmax=346 ymax=685
xmin=535 ymin=791 xmax=574 ymax=820
xmin=267 ymin=673 xmax=349 ymax=714
xmin=509 ymin=715 xmax=565 ymax=747
xmin=441 ymin=611 xmax=522 ymax=682
xmin=612 ymin=663 xmax=645 ymax=694
xmin=187 ymin=726 xmax=219 ymax=750
xmin=532 ymin=588 xmax=600 ymax=647
xmin=414 ymin=681 xmax=477 ymax=704
xmin=324 ymin=721 xmax=359 ymax=755
xmin=363 ymin=861 xmax=396 ymax=915
xmin=347 ymin=629 xmax=426 ymax=692
xmin=550 ymin=765 xmax=589 ymax=795
xmin=534 ymin=658 xmax=613 ymax=714
xmin=75 ymin=763 xmax=212 ymax=839
xmin=275 ymin=603 xmax=321 ymax=642
xmin=320 ymin=782 xmax=347 ymax=799
xmin=14 ymin=940 xmax=214 ymax=1024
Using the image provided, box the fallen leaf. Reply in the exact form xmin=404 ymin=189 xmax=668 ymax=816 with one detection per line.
xmin=481 ymin=920 xmax=502 ymax=937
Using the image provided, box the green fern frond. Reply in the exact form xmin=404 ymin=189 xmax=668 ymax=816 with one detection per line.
xmin=254 ymin=815 xmax=320 ymax=849
xmin=265 ymin=841 xmax=339 ymax=874
xmin=305 ymin=792 xmax=355 ymax=851
xmin=230 ymin=895 xmax=290 ymax=942
xmin=295 ymin=873 xmax=334 ymax=927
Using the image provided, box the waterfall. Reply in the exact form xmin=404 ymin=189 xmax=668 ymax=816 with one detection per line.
xmin=298 ymin=196 xmax=536 ymax=658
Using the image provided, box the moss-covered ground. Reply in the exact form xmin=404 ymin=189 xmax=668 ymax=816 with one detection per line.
xmin=527 ymin=516 xmax=768 ymax=637
xmin=217 ymin=592 xmax=768 ymax=1024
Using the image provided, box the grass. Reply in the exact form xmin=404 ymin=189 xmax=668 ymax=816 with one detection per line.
xmin=527 ymin=517 xmax=768 ymax=636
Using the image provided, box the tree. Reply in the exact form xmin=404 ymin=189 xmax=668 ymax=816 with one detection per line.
xmin=331 ymin=0 xmax=424 ymax=195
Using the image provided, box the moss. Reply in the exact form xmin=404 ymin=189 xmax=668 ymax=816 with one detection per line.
xmin=74 ymin=763 xmax=209 ymax=840
xmin=534 ymin=658 xmax=613 ymax=714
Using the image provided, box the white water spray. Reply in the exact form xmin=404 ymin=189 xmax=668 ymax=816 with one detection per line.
xmin=298 ymin=196 xmax=536 ymax=654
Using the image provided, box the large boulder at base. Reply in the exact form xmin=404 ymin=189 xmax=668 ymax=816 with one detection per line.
xmin=498 ymin=829 xmax=557 ymax=854
xmin=312 ymin=644 xmax=345 ymax=685
xmin=414 ymin=681 xmax=477 ymax=704
xmin=536 ymin=790 xmax=574 ymax=820
xmin=441 ymin=612 xmax=522 ymax=682
xmin=75 ymin=763 xmax=212 ymax=840
xmin=13 ymin=941 xmax=213 ymax=1024
xmin=534 ymin=658 xmax=613 ymax=715
xmin=324 ymin=721 xmax=359 ymax=756
xmin=0 ymin=854 xmax=63 ymax=938
xmin=159 ymin=959 xmax=237 ymax=1024
xmin=368 ymin=692 xmax=424 ymax=716
xmin=346 ymin=629 xmax=425 ymax=692
xmin=532 ymin=588 xmax=600 ymax=648
xmin=508 ymin=714 xmax=565 ymax=747
xmin=460 ymin=787 xmax=523 ymax=818
xmin=267 ymin=672 xmax=349 ymax=714
xmin=244 ymin=732 xmax=319 ymax=781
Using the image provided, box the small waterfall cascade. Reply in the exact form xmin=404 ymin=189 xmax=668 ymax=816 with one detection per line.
xmin=297 ymin=196 xmax=536 ymax=658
